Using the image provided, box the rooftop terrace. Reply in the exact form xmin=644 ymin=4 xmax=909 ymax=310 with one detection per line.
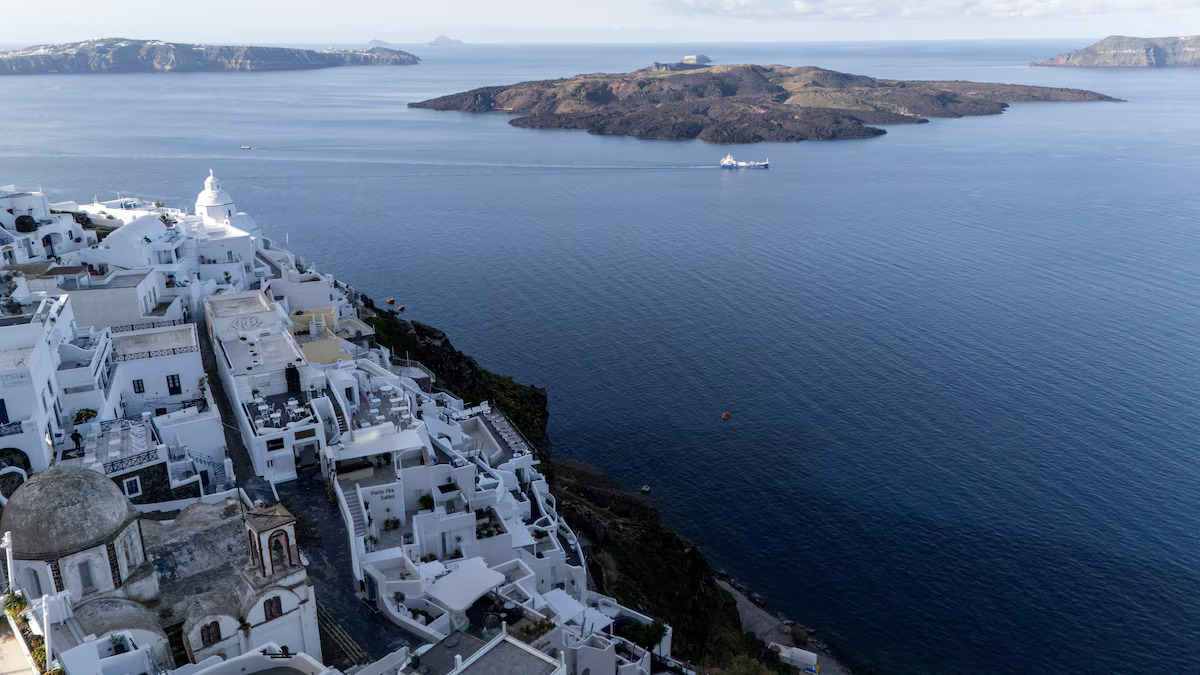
xmin=111 ymin=323 xmax=197 ymax=361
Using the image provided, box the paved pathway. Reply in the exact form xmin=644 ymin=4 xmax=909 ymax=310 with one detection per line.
xmin=0 ymin=621 xmax=31 ymax=675
xmin=276 ymin=471 xmax=417 ymax=664
xmin=198 ymin=328 xmax=255 ymax=482
xmin=718 ymin=580 xmax=852 ymax=675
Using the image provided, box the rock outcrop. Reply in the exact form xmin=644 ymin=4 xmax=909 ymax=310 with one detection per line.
xmin=410 ymin=63 xmax=1120 ymax=144
xmin=0 ymin=38 xmax=419 ymax=75
xmin=1034 ymin=35 xmax=1200 ymax=67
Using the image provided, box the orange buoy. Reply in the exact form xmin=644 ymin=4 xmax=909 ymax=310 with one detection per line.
xmin=721 ymin=412 xmax=732 ymax=420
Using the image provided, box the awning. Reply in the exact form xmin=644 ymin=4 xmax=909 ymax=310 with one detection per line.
xmin=427 ymin=558 xmax=505 ymax=613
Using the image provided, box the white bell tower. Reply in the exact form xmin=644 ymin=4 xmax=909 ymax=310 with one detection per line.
xmin=195 ymin=170 xmax=236 ymax=222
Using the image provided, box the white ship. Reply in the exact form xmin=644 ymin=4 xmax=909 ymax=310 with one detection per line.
xmin=720 ymin=153 xmax=769 ymax=169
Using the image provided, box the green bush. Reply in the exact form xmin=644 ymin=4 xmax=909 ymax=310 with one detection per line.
xmin=4 ymin=593 xmax=27 ymax=616
xmin=619 ymin=620 xmax=668 ymax=651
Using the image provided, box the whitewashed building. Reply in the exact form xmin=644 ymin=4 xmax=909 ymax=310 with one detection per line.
xmin=0 ymin=185 xmax=97 ymax=265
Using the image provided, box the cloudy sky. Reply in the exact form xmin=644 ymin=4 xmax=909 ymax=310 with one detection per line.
xmin=0 ymin=0 xmax=1194 ymax=45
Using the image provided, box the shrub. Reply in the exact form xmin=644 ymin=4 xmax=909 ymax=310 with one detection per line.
xmin=4 ymin=593 xmax=27 ymax=616
xmin=619 ymin=620 xmax=668 ymax=651
xmin=418 ymin=494 xmax=434 ymax=511
xmin=73 ymin=408 xmax=98 ymax=425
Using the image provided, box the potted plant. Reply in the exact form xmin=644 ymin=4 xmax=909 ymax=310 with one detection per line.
xmin=109 ymin=633 xmax=127 ymax=654
xmin=392 ymin=591 xmax=405 ymax=608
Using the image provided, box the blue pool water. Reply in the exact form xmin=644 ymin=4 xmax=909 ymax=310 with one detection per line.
xmin=1 ymin=40 xmax=1198 ymax=673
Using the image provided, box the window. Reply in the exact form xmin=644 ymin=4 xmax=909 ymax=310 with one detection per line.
xmin=132 ymin=379 xmax=144 ymax=394
xmin=166 ymin=374 xmax=181 ymax=396
xmin=294 ymin=428 xmax=316 ymax=440
xmin=78 ymin=559 xmax=95 ymax=593
xmin=264 ymin=596 xmax=282 ymax=622
xmin=200 ymin=621 xmax=221 ymax=647
xmin=123 ymin=476 xmax=142 ymax=498
xmin=266 ymin=438 xmax=285 ymax=452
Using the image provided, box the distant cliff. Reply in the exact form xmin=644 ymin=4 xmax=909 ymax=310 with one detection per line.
xmin=1034 ymin=35 xmax=1200 ymax=67
xmin=410 ymin=63 xmax=1120 ymax=144
xmin=0 ymin=38 xmax=419 ymax=75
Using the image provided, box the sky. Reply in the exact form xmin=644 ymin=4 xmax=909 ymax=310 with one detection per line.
xmin=0 ymin=0 xmax=1196 ymax=45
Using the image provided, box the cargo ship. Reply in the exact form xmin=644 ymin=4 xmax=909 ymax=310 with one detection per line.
xmin=720 ymin=154 xmax=769 ymax=169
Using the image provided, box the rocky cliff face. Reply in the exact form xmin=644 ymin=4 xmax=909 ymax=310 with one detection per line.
xmin=364 ymin=307 xmax=785 ymax=670
xmin=0 ymin=38 xmax=419 ymax=74
xmin=410 ymin=63 xmax=1120 ymax=144
xmin=1035 ymin=35 xmax=1200 ymax=67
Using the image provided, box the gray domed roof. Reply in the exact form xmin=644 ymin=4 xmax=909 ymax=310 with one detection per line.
xmin=0 ymin=466 xmax=139 ymax=560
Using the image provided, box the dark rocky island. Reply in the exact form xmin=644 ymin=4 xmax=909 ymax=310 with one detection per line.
xmin=410 ymin=62 xmax=1120 ymax=144
xmin=1035 ymin=35 xmax=1200 ymax=67
xmin=0 ymin=37 xmax=419 ymax=75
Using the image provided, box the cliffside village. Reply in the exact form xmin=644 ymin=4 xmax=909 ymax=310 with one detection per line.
xmin=0 ymin=174 xmax=727 ymax=675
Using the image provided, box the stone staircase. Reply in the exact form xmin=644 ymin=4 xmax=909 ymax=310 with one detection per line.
xmin=327 ymin=387 xmax=349 ymax=433
xmin=344 ymin=484 xmax=367 ymax=537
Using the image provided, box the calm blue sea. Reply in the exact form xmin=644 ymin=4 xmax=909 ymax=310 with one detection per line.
xmin=1 ymin=40 xmax=1198 ymax=673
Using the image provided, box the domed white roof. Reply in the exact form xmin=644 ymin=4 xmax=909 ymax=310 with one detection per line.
xmin=196 ymin=170 xmax=234 ymax=207
xmin=0 ymin=465 xmax=139 ymax=560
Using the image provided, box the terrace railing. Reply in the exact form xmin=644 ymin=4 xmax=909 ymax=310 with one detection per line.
xmin=109 ymin=318 xmax=187 ymax=333
xmin=0 ymin=421 xmax=23 ymax=437
xmin=103 ymin=447 xmax=160 ymax=474
xmin=112 ymin=345 xmax=198 ymax=362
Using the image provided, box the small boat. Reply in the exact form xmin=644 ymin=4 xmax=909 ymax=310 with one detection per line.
xmin=640 ymin=484 xmax=652 ymax=494
xmin=720 ymin=154 xmax=768 ymax=169
xmin=396 ymin=305 xmax=405 ymax=311
xmin=241 ymin=145 xmax=255 ymax=150
xmin=386 ymin=297 xmax=395 ymax=305
xmin=721 ymin=412 xmax=732 ymax=420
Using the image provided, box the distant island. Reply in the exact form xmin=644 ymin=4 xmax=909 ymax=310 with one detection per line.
xmin=410 ymin=63 xmax=1120 ymax=144
xmin=427 ymin=35 xmax=465 ymax=46
xmin=0 ymin=37 xmax=419 ymax=75
xmin=1035 ymin=35 xmax=1200 ymax=67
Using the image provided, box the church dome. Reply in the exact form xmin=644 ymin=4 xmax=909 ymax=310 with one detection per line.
xmin=196 ymin=170 xmax=233 ymax=207
xmin=0 ymin=466 xmax=139 ymax=560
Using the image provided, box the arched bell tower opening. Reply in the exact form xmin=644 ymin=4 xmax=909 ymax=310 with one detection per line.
xmin=244 ymin=503 xmax=299 ymax=578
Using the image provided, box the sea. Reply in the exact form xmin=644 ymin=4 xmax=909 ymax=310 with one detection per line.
xmin=1 ymin=39 xmax=1197 ymax=673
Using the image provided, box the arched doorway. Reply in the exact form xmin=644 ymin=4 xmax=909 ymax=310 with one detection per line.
xmin=40 ymin=233 xmax=62 ymax=259
xmin=0 ymin=448 xmax=31 ymax=473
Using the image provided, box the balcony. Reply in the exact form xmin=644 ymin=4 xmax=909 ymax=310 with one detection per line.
xmin=0 ymin=421 xmax=25 ymax=438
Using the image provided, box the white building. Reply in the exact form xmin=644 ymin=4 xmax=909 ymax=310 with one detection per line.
xmin=0 ymin=185 xmax=97 ymax=265
xmin=203 ymin=290 xmax=327 ymax=483
xmin=0 ymin=466 xmax=321 ymax=673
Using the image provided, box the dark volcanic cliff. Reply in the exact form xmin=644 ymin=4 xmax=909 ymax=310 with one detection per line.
xmin=0 ymin=38 xmax=419 ymax=74
xmin=410 ymin=63 xmax=1120 ymax=144
xmin=1035 ymin=35 xmax=1200 ymax=67
xmin=364 ymin=305 xmax=788 ymax=670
